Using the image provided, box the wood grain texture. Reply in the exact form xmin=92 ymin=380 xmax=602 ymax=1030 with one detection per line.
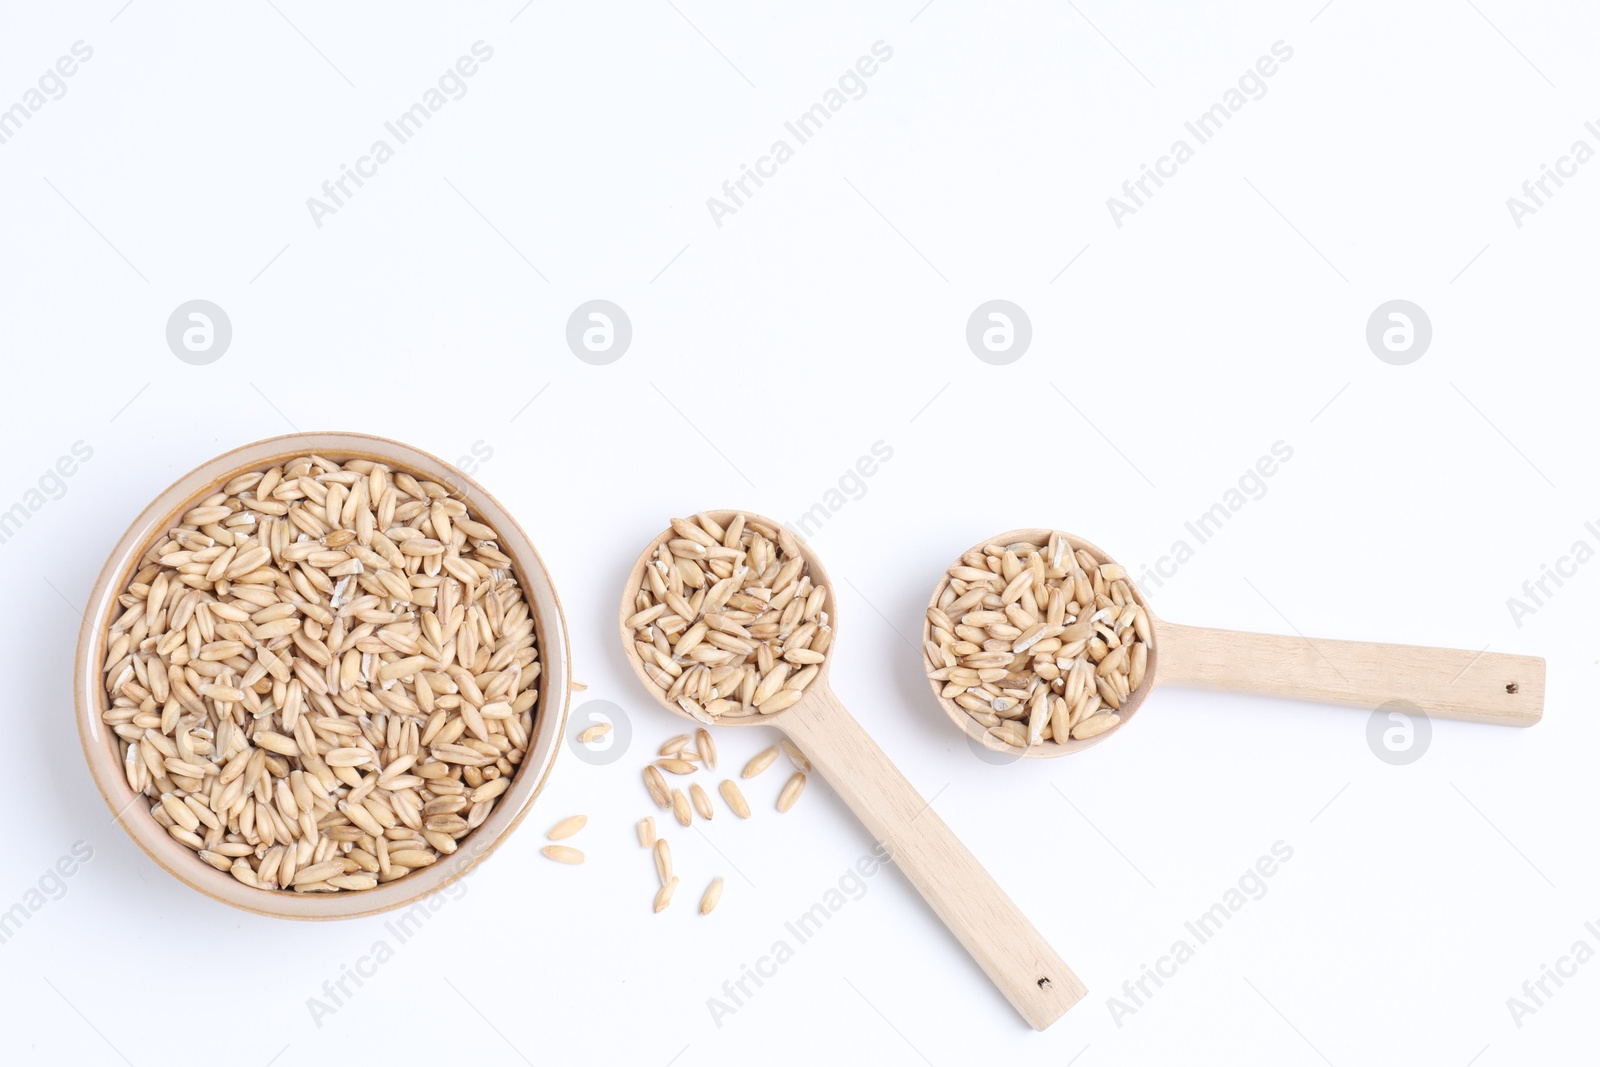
xmin=1154 ymin=620 xmax=1544 ymax=726
xmin=781 ymin=686 xmax=1086 ymax=1030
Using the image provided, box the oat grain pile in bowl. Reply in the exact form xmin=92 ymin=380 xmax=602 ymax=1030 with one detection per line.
xmin=78 ymin=433 xmax=568 ymax=918
xmin=924 ymin=530 xmax=1152 ymax=753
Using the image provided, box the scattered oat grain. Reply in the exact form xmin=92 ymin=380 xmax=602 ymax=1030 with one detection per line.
xmin=690 ymin=782 xmax=714 ymax=820
xmin=742 ymin=746 xmax=779 ymax=779
xmin=718 ymin=778 xmax=751 ymax=819
xmin=700 ymin=876 xmax=724 ymax=915
xmin=542 ymin=845 xmax=583 ymax=864
xmin=547 ymin=814 xmax=587 ymax=840
xmin=776 ymin=771 xmax=806 ymax=813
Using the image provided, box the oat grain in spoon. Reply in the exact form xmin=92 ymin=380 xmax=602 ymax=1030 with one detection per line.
xmin=926 ymin=530 xmax=1152 ymax=752
xmin=623 ymin=513 xmax=831 ymax=724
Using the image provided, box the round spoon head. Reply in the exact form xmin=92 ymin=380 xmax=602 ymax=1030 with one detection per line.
xmin=619 ymin=510 xmax=837 ymax=727
xmin=924 ymin=528 xmax=1159 ymax=758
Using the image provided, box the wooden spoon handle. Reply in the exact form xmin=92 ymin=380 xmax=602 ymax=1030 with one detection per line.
xmin=780 ymin=687 xmax=1085 ymax=1030
xmin=1154 ymin=620 xmax=1544 ymax=726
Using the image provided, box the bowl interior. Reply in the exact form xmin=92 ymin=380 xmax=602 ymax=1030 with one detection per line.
xmin=922 ymin=528 xmax=1157 ymax=759
xmin=617 ymin=509 xmax=837 ymax=727
xmin=75 ymin=431 xmax=570 ymax=919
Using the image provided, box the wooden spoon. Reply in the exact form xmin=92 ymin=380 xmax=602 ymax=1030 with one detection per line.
xmin=926 ymin=528 xmax=1546 ymax=759
xmin=620 ymin=511 xmax=1085 ymax=1030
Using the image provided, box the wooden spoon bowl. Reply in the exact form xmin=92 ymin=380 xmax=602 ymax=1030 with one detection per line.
xmin=925 ymin=529 xmax=1157 ymax=758
xmin=620 ymin=511 xmax=1085 ymax=1030
xmin=926 ymin=528 xmax=1545 ymax=759
xmin=618 ymin=511 xmax=841 ymax=729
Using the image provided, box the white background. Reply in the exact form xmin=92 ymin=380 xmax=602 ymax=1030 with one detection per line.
xmin=1 ymin=2 xmax=1595 ymax=1064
